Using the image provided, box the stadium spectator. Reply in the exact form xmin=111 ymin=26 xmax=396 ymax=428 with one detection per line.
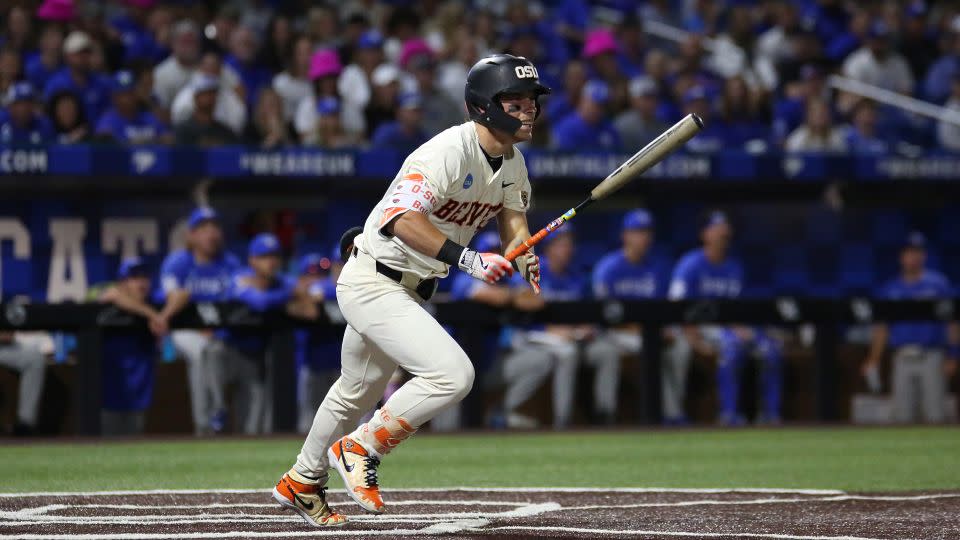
xmin=246 ymin=87 xmax=292 ymax=148
xmin=1 ymin=82 xmax=55 ymax=145
xmin=773 ymin=64 xmax=830 ymax=144
xmin=0 ymin=331 xmax=46 ymax=436
xmin=311 ymin=96 xmax=354 ymax=149
xmin=338 ymin=12 xmax=373 ymax=64
xmin=552 ymin=79 xmax=620 ymax=151
xmin=338 ymin=30 xmax=385 ymax=137
xmin=754 ymin=1 xmax=802 ymax=91
xmin=171 ymin=51 xmax=246 ymax=136
xmin=294 ymin=48 xmax=342 ymax=145
xmin=862 ymin=232 xmax=959 ymax=423
xmin=668 ymin=210 xmax=784 ymax=426
xmin=844 ymin=99 xmax=888 ymax=154
xmin=785 ymin=98 xmax=847 ymax=152
xmin=95 ymin=70 xmax=169 ymax=145
xmin=24 ymin=25 xmax=63 ymax=92
xmin=824 ymin=7 xmax=871 ymax=64
xmin=436 ymin=32 xmax=481 ymax=105
xmin=204 ymin=5 xmax=241 ymax=55
xmin=0 ymin=47 xmax=22 ymax=98
xmin=288 ymin=251 xmax=341 ymax=434
xmin=900 ymin=2 xmax=938 ymax=81
xmin=46 ymin=90 xmax=90 ymax=144
xmin=225 ymin=25 xmax=271 ymax=113
xmin=586 ymin=210 xmax=671 ymax=425
xmin=705 ymin=5 xmax=755 ymax=81
xmin=682 ymin=85 xmax=724 ymax=154
xmin=936 ymin=76 xmax=960 ymax=152
xmin=364 ymin=63 xmax=400 ymax=139
xmin=155 ymin=207 xmax=242 ymax=435
xmin=207 ymin=233 xmax=297 ymax=435
xmin=35 ymin=0 xmax=75 ymax=23
xmin=371 ymin=92 xmax=427 ymax=154
xmin=272 ymin=35 xmax=314 ymax=124
xmin=97 ymin=257 xmax=160 ymax=437
xmin=841 ymin=20 xmax=914 ymax=96
xmin=174 ymin=75 xmax=239 ymax=147
xmin=924 ymin=16 xmax=960 ymax=104
xmin=239 ymin=0 xmax=274 ymax=37
xmin=108 ymin=0 xmax=168 ymax=65
xmin=258 ymin=15 xmax=292 ymax=73
xmin=717 ymin=76 xmax=768 ymax=150
xmin=400 ymin=39 xmax=463 ymax=136
xmin=615 ymin=15 xmax=647 ymax=77
xmin=43 ymin=31 xmax=111 ymax=125
xmin=153 ymin=20 xmax=200 ymax=110
xmin=305 ymin=5 xmax=341 ymax=51
xmin=382 ymin=6 xmax=422 ymax=65
xmin=3 ymin=6 xmax=33 ymax=54
xmin=582 ymin=28 xmax=630 ymax=110
xmin=544 ymin=58 xmax=587 ymax=124
xmin=614 ymin=76 xmax=666 ymax=151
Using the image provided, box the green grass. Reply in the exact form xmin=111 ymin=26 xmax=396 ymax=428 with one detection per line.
xmin=1 ymin=427 xmax=957 ymax=493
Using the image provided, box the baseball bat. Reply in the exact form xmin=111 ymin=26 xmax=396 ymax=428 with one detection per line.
xmin=505 ymin=113 xmax=704 ymax=262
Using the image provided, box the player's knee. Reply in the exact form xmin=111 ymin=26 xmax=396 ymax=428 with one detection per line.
xmin=450 ymin=359 xmax=475 ymax=399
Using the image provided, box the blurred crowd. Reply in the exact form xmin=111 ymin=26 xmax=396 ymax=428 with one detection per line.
xmin=7 ymin=0 xmax=960 ymax=153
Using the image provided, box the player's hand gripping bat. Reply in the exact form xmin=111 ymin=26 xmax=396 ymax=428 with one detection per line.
xmin=504 ymin=113 xmax=704 ymax=262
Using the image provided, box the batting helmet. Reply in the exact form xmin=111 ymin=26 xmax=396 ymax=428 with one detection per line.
xmin=338 ymin=226 xmax=364 ymax=262
xmin=465 ymin=54 xmax=551 ymax=134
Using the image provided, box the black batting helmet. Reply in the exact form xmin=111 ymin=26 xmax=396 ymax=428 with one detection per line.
xmin=464 ymin=54 xmax=551 ymax=134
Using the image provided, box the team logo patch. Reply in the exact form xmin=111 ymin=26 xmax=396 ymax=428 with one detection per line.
xmin=463 ymin=173 xmax=473 ymax=189
xmin=521 ymin=191 xmax=529 ymax=208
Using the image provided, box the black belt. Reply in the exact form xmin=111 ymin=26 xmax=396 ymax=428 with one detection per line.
xmin=352 ymin=247 xmax=438 ymax=301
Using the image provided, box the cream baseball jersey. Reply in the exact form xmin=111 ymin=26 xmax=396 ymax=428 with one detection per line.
xmin=356 ymin=121 xmax=532 ymax=279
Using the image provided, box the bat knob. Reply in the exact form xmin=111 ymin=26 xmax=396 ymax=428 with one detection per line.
xmin=691 ymin=113 xmax=704 ymax=129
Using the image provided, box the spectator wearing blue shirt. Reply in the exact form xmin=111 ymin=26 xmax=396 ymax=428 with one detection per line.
xmin=371 ymin=92 xmax=428 ymax=154
xmin=773 ymin=65 xmax=828 ymax=145
xmin=544 ymin=59 xmax=587 ymax=125
xmin=225 ymin=25 xmax=272 ymax=113
xmin=109 ymin=0 xmax=167 ymax=64
xmin=551 ymin=79 xmax=621 ymax=151
xmin=155 ymin=207 xmax=242 ymax=435
xmin=682 ymin=85 xmax=725 ymax=154
xmin=95 ymin=70 xmax=170 ymax=145
xmin=924 ymin=17 xmax=960 ymax=104
xmin=97 ymin=257 xmax=160 ymax=436
xmin=1 ymin=82 xmax=54 ymax=145
xmin=43 ymin=31 xmax=111 ymax=127
xmin=24 ymin=25 xmax=63 ymax=92
xmin=586 ymin=210 xmax=671 ymax=424
xmin=844 ymin=99 xmax=889 ymax=154
xmin=667 ymin=210 xmax=784 ymax=426
xmin=718 ymin=76 xmax=769 ymax=151
xmin=862 ymin=232 xmax=959 ymax=423
xmin=582 ymin=29 xmax=635 ymax=109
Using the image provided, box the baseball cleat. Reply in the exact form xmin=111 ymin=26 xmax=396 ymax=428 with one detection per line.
xmin=273 ymin=472 xmax=347 ymax=527
xmin=328 ymin=436 xmax=386 ymax=513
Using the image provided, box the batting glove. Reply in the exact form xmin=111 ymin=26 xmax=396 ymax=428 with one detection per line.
xmin=459 ymin=249 xmax=514 ymax=284
xmin=512 ymin=253 xmax=541 ymax=294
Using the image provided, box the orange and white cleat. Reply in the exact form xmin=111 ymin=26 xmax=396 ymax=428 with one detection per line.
xmin=273 ymin=471 xmax=348 ymax=527
xmin=327 ymin=436 xmax=386 ymax=513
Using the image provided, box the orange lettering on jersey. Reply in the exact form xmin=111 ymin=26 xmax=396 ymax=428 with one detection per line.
xmin=403 ymin=173 xmax=424 ymax=182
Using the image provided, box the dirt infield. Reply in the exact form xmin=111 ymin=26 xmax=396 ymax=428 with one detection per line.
xmin=1 ymin=487 xmax=958 ymax=539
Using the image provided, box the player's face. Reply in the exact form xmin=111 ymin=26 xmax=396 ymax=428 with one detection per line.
xmin=622 ymin=229 xmax=652 ymax=257
xmin=250 ymin=254 xmax=281 ymax=277
xmin=499 ymin=92 xmax=538 ymax=142
xmin=900 ymin=247 xmax=925 ymax=274
xmin=189 ymin=221 xmax=223 ymax=257
xmin=702 ymin=222 xmax=732 ymax=251
xmin=546 ymin=233 xmax=574 ymax=271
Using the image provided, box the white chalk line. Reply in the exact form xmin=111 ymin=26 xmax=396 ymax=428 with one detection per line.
xmin=0 ymin=486 xmax=846 ymax=498
xmin=563 ymin=492 xmax=960 ymax=511
xmin=492 ymin=526 xmax=915 ymax=540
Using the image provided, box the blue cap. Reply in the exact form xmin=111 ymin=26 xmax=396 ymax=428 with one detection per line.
xmin=683 ymin=85 xmax=709 ymax=105
xmin=316 ymin=96 xmax=340 ymax=116
xmin=545 ymin=222 xmax=575 ymax=243
xmin=702 ymin=209 xmax=730 ymax=230
xmin=473 ymin=231 xmax=500 ymax=253
xmin=903 ymin=231 xmax=926 ymax=250
xmin=622 ymin=209 xmax=654 ymax=231
xmin=248 ymin=232 xmax=281 ymax=257
xmin=298 ymin=252 xmax=332 ymax=275
xmin=117 ymin=257 xmax=149 ymax=280
xmin=188 ymin=207 xmax=219 ymax=229
xmin=193 ymin=74 xmax=220 ymax=93
xmin=356 ymin=30 xmax=384 ymax=50
xmin=868 ymin=20 xmax=891 ymax=39
xmin=111 ymin=70 xmax=136 ymax=94
xmin=584 ymin=80 xmax=610 ymax=104
xmin=397 ymin=92 xmax=423 ymax=109
xmin=5 ymin=81 xmax=35 ymax=104
xmin=906 ymin=1 xmax=927 ymax=18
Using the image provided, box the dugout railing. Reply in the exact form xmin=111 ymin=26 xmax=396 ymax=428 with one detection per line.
xmin=0 ymin=298 xmax=955 ymax=435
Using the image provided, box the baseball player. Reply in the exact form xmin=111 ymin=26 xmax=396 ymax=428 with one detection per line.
xmin=667 ymin=210 xmax=783 ymax=425
xmin=586 ymin=209 xmax=672 ymax=424
xmin=862 ymin=232 xmax=959 ymax=423
xmin=0 ymin=332 xmax=46 ymax=436
xmin=155 ymin=207 xmax=242 ymax=435
xmin=273 ymin=54 xmax=547 ymax=527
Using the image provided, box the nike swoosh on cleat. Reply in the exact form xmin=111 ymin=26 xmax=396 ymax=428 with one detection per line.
xmin=340 ymin=441 xmax=355 ymax=472
xmin=293 ymin=492 xmax=315 ymax=511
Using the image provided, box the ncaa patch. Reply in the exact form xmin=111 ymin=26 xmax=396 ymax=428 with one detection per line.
xmin=521 ymin=191 xmax=529 ymax=208
xmin=463 ymin=173 xmax=473 ymax=189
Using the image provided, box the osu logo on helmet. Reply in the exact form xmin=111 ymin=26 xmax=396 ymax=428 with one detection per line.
xmin=514 ymin=65 xmax=539 ymax=79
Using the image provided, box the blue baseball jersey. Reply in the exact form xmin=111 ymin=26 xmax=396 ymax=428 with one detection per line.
xmin=551 ymin=113 xmax=621 ymax=152
xmin=43 ymin=68 xmax=112 ymax=123
xmin=218 ymin=268 xmax=295 ymax=354
xmin=296 ymin=278 xmax=341 ymax=373
xmin=371 ymin=122 xmax=428 ymax=154
xmin=24 ymin=56 xmax=58 ymax=91
xmin=539 ymin=259 xmax=588 ymax=301
xmin=101 ymin=329 xmax=156 ymax=411
xmin=592 ymin=250 xmax=669 ymax=299
xmin=0 ymin=112 xmax=55 ymax=145
xmin=157 ymin=249 xmax=243 ymax=302
xmin=95 ymin=108 xmax=168 ymax=144
xmin=881 ymin=270 xmax=953 ymax=347
xmin=668 ymin=248 xmax=744 ymax=300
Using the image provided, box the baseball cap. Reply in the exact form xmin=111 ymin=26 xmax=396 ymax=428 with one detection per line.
xmin=298 ymin=253 xmax=332 ymax=275
xmin=338 ymin=226 xmax=363 ymax=262
xmin=309 ymin=49 xmax=343 ymax=80
xmin=187 ymin=207 xmax=219 ymax=229
xmin=622 ymin=209 xmax=654 ymax=231
xmin=117 ymin=257 xmax=149 ymax=280
xmin=582 ymin=28 xmax=618 ymax=58
xmin=628 ymin=76 xmax=657 ymax=99
xmin=248 ymin=233 xmax=281 ymax=257
xmin=902 ymin=231 xmax=927 ymax=250
xmin=37 ymin=0 xmax=75 ymax=22
xmin=683 ymin=85 xmax=709 ymax=105
xmin=5 ymin=82 xmax=35 ymax=105
xmin=701 ymin=209 xmax=730 ymax=230
xmin=584 ymin=80 xmax=611 ymax=104
xmin=399 ymin=39 xmax=434 ymax=70
xmin=397 ymin=92 xmax=423 ymax=110
xmin=356 ymin=30 xmax=384 ymax=50
xmin=193 ymin=74 xmax=220 ymax=94
xmin=316 ymin=96 xmax=340 ymax=116
xmin=63 ymin=30 xmax=93 ymax=55
xmin=473 ymin=231 xmax=500 ymax=253
xmin=371 ymin=63 xmax=400 ymax=86
xmin=867 ymin=20 xmax=891 ymax=39
xmin=111 ymin=71 xmax=136 ymax=94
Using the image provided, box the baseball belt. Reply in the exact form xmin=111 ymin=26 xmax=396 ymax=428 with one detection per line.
xmin=352 ymin=247 xmax=438 ymax=302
